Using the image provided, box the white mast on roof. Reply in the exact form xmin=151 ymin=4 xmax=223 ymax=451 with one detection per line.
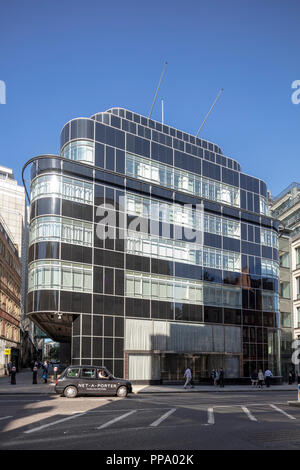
xmin=196 ymin=88 xmax=224 ymax=137
xmin=148 ymin=61 xmax=168 ymax=120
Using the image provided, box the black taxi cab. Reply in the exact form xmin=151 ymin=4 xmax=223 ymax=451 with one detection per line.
xmin=55 ymin=365 xmax=132 ymax=398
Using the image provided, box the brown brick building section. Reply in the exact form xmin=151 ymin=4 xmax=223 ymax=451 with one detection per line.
xmin=0 ymin=222 xmax=21 ymax=375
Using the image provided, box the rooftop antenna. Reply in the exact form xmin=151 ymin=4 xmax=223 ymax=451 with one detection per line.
xmin=148 ymin=61 xmax=168 ymax=119
xmin=196 ymin=88 xmax=224 ymax=137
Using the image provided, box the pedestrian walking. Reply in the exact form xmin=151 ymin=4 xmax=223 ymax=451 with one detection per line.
xmin=288 ymin=371 xmax=293 ymax=385
xmin=251 ymin=370 xmax=258 ymax=387
xmin=183 ymin=367 xmax=193 ymax=389
xmin=292 ymin=369 xmax=296 ymax=383
xmin=10 ymin=364 xmax=16 ymax=385
xmin=210 ymin=369 xmax=216 ymax=385
xmin=219 ymin=368 xmax=225 ymax=387
xmin=42 ymin=360 xmax=48 ymax=383
xmin=264 ymin=368 xmax=273 ymax=388
xmin=258 ymin=369 xmax=264 ymax=389
xmin=214 ymin=369 xmax=219 ymax=386
xmin=32 ymin=366 xmax=38 ymax=384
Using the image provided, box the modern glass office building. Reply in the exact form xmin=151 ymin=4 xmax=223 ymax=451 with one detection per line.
xmin=23 ymin=108 xmax=280 ymax=382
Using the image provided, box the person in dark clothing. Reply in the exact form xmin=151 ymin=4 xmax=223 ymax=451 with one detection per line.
xmin=292 ymin=369 xmax=296 ymax=383
xmin=251 ymin=370 xmax=258 ymax=387
xmin=288 ymin=371 xmax=293 ymax=385
xmin=219 ymin=368 xmax=225 ymax=387
xmin=42 ymin=361 xmax=48 ymax=383
xmin=7 ymin=361 xmax=12 ymax=376
xmin=10 ymin=365 xmax=16 ymax=384
xmin=32 ymin=366 xmax=38 ymax=384
xmin=210 ymin=369 xmax=216 ymax=385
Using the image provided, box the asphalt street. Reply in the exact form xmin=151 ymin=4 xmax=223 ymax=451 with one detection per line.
xmin=0 ymin=390 xmax=300 ymax=450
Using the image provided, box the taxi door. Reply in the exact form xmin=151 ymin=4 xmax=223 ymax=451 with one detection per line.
xmin=96 ymin=368 xmax=117 ymax=395
xmin=79 ymin=367 xmax=99 ymax=395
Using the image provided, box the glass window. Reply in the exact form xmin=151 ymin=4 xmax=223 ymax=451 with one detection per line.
xmin=61 ymin=140 xmax=95 ymax=164
xmin=28 ymin=260 xmax=92 ymax=293
xmin=31 ymin=174 xmax=93 ymax=205
xmin=281 ymin=312 xmax=292 ymax=328
xmin=125 ymin=153 xmax=240 ymax=207
xmin=296 ymin=248 xmax=300 ymax=267
xmin=67 ymin=368 xmax=80 ymax=378
xmin=30 ymin=216 xmax=93 ymax=247
xmin=81 ymin=368 xmax=96 ymax=379
xmin=279 ymin=253 xmax=290 ymax=268
xmin=297 ymin=277 xmax=300 ymax=297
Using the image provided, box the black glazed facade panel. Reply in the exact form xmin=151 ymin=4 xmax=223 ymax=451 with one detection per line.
xmin=61 ymin=200 xmax=93 ymax=221
xmin=63 ymin=161 xmax=93 ymax=180
xmin=36 ymin=158 xmax=61 ymax=175
xmin=35 ymin=241 xmax=59 ymax=260
xmin=34 ymin=290 xmax=59 ymax=312
xmin=36 ymin=197 xmax=61 ymax=217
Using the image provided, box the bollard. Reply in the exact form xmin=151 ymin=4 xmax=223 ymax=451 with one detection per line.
xmin=10 ymin=365 xmax=16 ymax=385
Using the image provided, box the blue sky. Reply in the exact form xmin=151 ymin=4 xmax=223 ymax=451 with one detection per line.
xmin=0 ymin=0 xmax=299 ymax=198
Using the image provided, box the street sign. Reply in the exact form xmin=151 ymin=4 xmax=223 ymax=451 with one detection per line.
xmin=4 ymin=348 xmax=11 ymax=355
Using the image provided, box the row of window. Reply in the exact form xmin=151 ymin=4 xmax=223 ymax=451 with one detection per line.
xmin=126 ymin=192 xmax=201 ymax=231
xmin=0 ymin=319 xmax=20 ymax=343
xmin=125 ymin=270 xmax=242 ymax=307
xmin=29 ymin=216 xmax=93 ymax=247
xmin=28 ymin=260 xmax=93 ymax=293
xmin=31 ymin=174 xmax=93 ymax=205
xmin=126 ymin=153 xmax=241 ymax=207
xmin=126 ymin=231 xmax=241 ymax=272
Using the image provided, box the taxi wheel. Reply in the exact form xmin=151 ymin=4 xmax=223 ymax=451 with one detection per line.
xmin=116 ymin=386 xmax=128 ymax=398
xmin=64 ymin=385 xmax=78 ymax=398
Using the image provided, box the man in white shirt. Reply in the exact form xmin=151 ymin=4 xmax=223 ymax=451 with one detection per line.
xmin=184 ymin=367 xmax=193 ymax=389
xmin=264 ymin=369 xmax=273 ymax=388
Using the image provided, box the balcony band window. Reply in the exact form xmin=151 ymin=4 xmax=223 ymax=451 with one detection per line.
xmin=259 ymin=196 xmax=269 ymax=216
xmin=261 ymin=228 xmax=278 ymax=249
xmin=125 ymin=271 xmax=241 ymax=307
xmin=126 ymin=231 xmax=241 ymax=271
xmin=28 ymin=260 xmax=93 ymax=293
xmin=31 ymin=174 xmax=93 ymax=205
xmin=125 ymin=193 xmax=240 ymax=239
xmin=29 ymin=216 xmax=93 ymax=247
xmin=61 ymin=140 xmax=95 ymax=164
xmin=126 ymin=153 xmax=240 ymax=207
xmin=261 ymin=259 xmax=279 ymax=278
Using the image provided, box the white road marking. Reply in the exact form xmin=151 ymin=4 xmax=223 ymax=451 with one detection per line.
xmin=270 ymin=404 xmax=296 ymax=420
xmin=241 ymin=406 xmax=257 ymax=422
xmin=72 ymin=407 xmax=171 ymax=414
xmin=207 ymin=408 xmax=214 ymax=425
xmin=24 ymin=412 xmax=87 ymax=434
xmin=0 ymin=416 xmax=12 ymax=421
xmin=96 ymin=410 xmax=137 ymax=429
xmin=149 ymin=408 xmax=177 ymax=427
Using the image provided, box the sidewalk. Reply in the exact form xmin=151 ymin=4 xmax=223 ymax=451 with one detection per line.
xmin=0 ymin=369 xmax=298 ymax=395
